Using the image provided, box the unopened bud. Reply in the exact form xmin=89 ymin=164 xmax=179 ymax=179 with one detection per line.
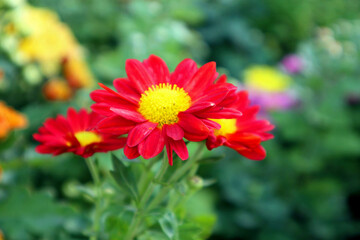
xmin=189 ymin=176 xmax=203 ymax=189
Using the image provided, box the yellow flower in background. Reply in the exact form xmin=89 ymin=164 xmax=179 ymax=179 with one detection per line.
xmin=0 ymin=101 xmax=27 ymax=139
xmin=17 ymin=5 xmax=77 ymax=64
xmin=244 ymin=65 xmax=292 ymax=92
xmin=0 ymin=229 xmax=3 ymax=240
xmin=63 ymin=56 xmax=94 ymax=89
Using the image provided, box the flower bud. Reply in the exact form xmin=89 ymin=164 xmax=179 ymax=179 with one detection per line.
xmin=189 ymin=176 xmax=204 ymax=189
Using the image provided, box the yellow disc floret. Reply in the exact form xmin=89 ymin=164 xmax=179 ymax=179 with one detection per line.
xmin=138 ymin=83 xmax=191 ymax=127
xmin=211 ymin=119 xmax=237 ymax=136
xmin=74 ymin=131 xmax=102 ymax=147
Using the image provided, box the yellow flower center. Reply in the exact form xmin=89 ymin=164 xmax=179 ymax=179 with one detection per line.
xmin=138 ymin=83 xmax=191 ymax=127
xmin=74 ymin=131 xmax=102 ymax=147
xmin=211 ymin=119 xmax=237 ymax=136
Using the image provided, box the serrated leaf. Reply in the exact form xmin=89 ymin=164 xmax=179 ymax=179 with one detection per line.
xmin=110 ymin=154 xmax=139 ymax=202
xmin=159 ymin=211 xmax=178 ymax=240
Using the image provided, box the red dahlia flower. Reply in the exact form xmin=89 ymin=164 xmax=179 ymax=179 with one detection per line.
xmin=90 ymin=55 xmax=242 ymax=165
xmin=206 ymin=91 xmax=274 ymax=160
xmin=33 ymin=108 xmax=126 ymax=158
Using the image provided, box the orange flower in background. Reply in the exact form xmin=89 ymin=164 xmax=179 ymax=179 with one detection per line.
xmin=43 ymin=79 xmax=72 ymax=101
xmin=206 ymin=91 xmax=274 ymax=160
xmin=0 ymin=102 xmax=27 ymax=139
xmin=0 ymin=229 xmax=3 ymax=240
xmin=63 ymin=56 xmax=94 ymax=89
xmin=33 ymin=108 xmax=126 ymax=158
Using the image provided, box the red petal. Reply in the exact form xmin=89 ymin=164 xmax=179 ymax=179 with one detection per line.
xmin=124 ymin=145 xmax=140 ymax=159
xmin=110 ymin=107 xmax=146 ymax=123
xmin=170 ymin=58 xmax=198 ymax=87
xmin=236 ymin=145 xmax=266 ymax=161
xmin=127 ymin=122 xmax=158 ymax=147
xmin=91 ymin=103 xmax=114 ymax=117
xmin=178 ymin=113 xmax=209 ymax=142
xmin=97 ymin=115 xmax=136 ymax=135
xmin=97 ymin=137 xmax=127 ymax=152
xmin=67 ymin=108 xmax=82 ymax=132
xmin=113 ymin=78 xmax=141 ymax=103
xmin=98 ymin=82 xmax=139 ymax=105
xmin=226 ymin=133 xmax=261 ymax=149
xmin=166 ymin=142 xmax=173 ymax=166
xmin=192 ymin=87 xmax=229 ymax=105
xmin=236 ymin=91 xmax=251 ymax=111
xmin=185 ymin=62 xmax=217 ymax=97
xmin=170 ymin=139 xmax=188 ymax=160
xmin=126 ymin=59 xmax=154 ymax=93
xmin=206 ymin=134 xmax=227 ymax=150
xmin=195 ymin=107 xmax=242 ymax=119
xmin=215 ymin=74 xmax=227 ymax=84
xmin=184 ymin=102 xmax=215 ymax=114
xmin=202 ymin=119 xmax=221 ymax=130
xmin=138 ymin=128 xmax=165 ymax=159
xmin=35 ymin=145 xmax=67 ymax=155
xmin=143 ymin=55 xmax=170 ymax=84
xmin=90 ymin=89 xmax=137 ymax=109
xmin=164 ymin=124 xmax=184 ymax=140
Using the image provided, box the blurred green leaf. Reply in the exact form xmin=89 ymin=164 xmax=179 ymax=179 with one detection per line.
xmin=110 ymin=154 xmax=139 ymax=202
xmin=159 ymin=211 xmax=178 ymax=240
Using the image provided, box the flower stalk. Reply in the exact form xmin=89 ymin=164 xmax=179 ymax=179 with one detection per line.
xmin=85 ymin=157 xmax=102 ymax=240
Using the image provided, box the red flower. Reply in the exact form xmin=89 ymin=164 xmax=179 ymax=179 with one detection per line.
xmin=90 ymin=55 xmax=241 ymax=165
xmin=206 ymin=91 xmax=274 ymax=160
xmin=33 ymin=108 xmax=126 ymax=158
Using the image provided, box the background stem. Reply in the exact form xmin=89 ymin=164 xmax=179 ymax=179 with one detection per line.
xmin=85 ymin=157 xmax=102 ymax=240
xmin=125 ymin=152 xmax=169 ymax=240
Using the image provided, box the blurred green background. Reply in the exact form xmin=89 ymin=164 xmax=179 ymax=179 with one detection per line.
xmin=1 ymin=0 xmax=360 ymax=239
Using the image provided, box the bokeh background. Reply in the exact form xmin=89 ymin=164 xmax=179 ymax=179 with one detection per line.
xmin=1 ymin=0 xmax=360 ymax=239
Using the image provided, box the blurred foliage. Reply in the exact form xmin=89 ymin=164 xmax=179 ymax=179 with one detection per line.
xmin=1 ymin=0 xmax=360 ymax=239
xmin=203 ymin=20 xmax=360 ymax=240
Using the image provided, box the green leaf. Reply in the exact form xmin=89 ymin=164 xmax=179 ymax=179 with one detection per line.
xmin=0 ymin=187 xmax=81 ymax=239
xmin=138 ymin=230 xmax=169 ymax=240
xmin=159 ymin=211 xmax=179 ymax=240
xmin=197 ymin=155 xmax=225 ymax=164
xmin=110 ymin=154 xmax=139 ymax=202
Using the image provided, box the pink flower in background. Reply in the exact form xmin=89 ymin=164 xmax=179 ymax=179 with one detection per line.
xmin=249 ymin=90 xmax=297 ymax=112
xmin=243 ymin=65 xmax=298 ymax=113
xmin=281 ymin=54 xmax=303 ymax=74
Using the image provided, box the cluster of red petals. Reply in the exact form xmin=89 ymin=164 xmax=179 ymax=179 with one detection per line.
xmin=206 ymin=91 xmax=274 ymax=160
xmin=33 ymin=108 xmax=126 ymax=158
xmin=90 ymin=55 xmax=242 ymax=165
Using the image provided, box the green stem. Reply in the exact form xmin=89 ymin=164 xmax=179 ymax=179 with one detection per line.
xmin=147 ymin=143 xmax=205 ymax=210
xmin=138 ymin=154 xmax=163 ymax=195
xmin=168 ymin=143 xmax=204 ymax=183
xmin=85 ymin=157 xmax=102 ymax=240
xmin=125 ymin=152 xmax=169 ymax=240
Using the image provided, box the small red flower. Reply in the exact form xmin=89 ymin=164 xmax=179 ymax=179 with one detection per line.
xmin=33 ymin=108 xmax=126 ymax=158
xmin=90 ymin=55 xmax=242 ymax=165
xmin=206 ymin=91 xmax=274 ymax=160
